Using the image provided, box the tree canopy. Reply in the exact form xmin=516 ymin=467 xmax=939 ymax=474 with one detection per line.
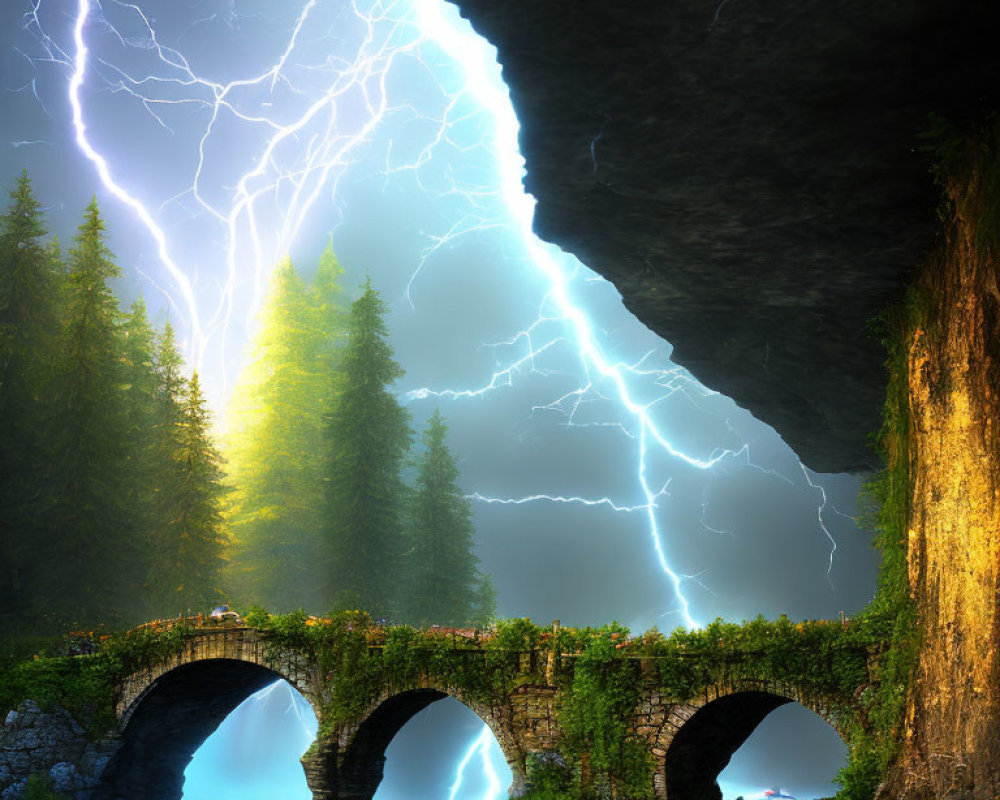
xmin=323 ymin=279 xmax=412 ymax=617
xmin=401 ymin=409 xmax=494 ymax=627
xmin=0 ymin=173 xmax=494 ymax=635
xmin=0 ymin=179 xmax=227 ymax=632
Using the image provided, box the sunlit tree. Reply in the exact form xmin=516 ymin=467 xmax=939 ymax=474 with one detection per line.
xmin=310 ymin=239 xmax=349 ymax=377
xmin=225 ymin=252 xmax=348 ymax=611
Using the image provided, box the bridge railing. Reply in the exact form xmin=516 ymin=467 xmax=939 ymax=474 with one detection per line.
xmin=133 ymin=614 xmax=249 ymax=632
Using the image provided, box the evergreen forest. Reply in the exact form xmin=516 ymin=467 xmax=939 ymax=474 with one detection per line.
xmin=0 ymin=171 xmax=494 ymax=643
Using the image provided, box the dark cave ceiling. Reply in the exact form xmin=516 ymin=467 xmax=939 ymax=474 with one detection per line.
xmin=451 ymin=0 xmax=1000 ymax=473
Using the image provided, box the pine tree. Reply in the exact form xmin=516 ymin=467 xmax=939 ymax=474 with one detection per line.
xmin=119 ymin=296 xmax=160 ymax=611
xmin=402 ymin=410 xmax=495 ymax=627
xmin=311 ymin=238 xmax=348 ymax=377
xmin=469 ymin=571 xmax=497 ymax=627
xmin=46 ymin=198 xmax=130 ymax=624
xmin=154 ymin=322 xmax=186 ymax=422
xmin=154 ymin=373 xmax=226 ymax=612
xmin=0 ymin=170 xmax=59 ymax=619
xmin=121 ymin=298 xmax=159 ymax=432
xmin=323 ymin=279 xmax=411 ymax=617
xmin=146 ymin=321 xmax=189 ymax=614
xmin=225 ymin=254 xmax=348 ymax=611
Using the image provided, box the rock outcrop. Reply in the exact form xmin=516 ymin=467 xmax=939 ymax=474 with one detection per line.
xmin=449 ymin=0 xmax=1000 ymax=473
xmin=0 ymin=701 xmax=119 ymax=800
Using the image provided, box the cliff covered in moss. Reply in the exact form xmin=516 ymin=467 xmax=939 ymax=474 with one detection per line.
xmin=874 ymin=129 xmax=1000 ymax=800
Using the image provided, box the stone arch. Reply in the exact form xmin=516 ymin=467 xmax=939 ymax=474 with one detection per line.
xmin=661 ymin=683 xmax=848 ymax=800
xmin=115 ymin=627 xmax=318 ymax=723
xmin=98 ymin=657 xmax=314 ymax=800
xmin=313 ymin=686 xmax=522 ymax=800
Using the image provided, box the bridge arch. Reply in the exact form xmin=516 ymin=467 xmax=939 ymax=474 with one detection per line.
xmin=99 ymin=658 xmax=313 ymax=799
xmin=309 ymin=685 xmax=524 ymax=800
xmin=97 ymin=627 xmax=322 ymax=800
xmin=81 ymin=624 xmax=863 ymax=800
xmin=661 ymin=681 xmax=849 ymax=800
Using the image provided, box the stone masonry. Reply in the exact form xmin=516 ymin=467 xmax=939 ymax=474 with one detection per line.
xmin=3 ymin=623 xmax=860 ymax=799
xmin=0 ymin=701 xmax=119 ymax=800
xmin=114 ymin=624 xmax=855 ymax=799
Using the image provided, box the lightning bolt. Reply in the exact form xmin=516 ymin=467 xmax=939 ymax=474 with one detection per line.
xmin=21 ymin=0 xmax=842 ymax=632
xmin=466 ymin=482 xmax=670 ymax=515
xmin=32 ymin=0 xmax=429 ymax=383
xmin=799 ymin=465 xmax=841 ymax=581
xmin=448 ymin=723 xmax=502 ymax=800
xmin=18 ymin=0 xmax=848 ymax=791
xmin=66 ymin=0 xmax=205 ymax=362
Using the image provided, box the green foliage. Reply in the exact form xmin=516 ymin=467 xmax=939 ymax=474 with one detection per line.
xmin=225 ymin=254 xmax=348 ymax=612
xmin=249 ymin=609 xmax=523 ymax=735
xmin=641 ymin=616 xmax=871 ymax=703
xmin=0 ymin=170 xmax=61 ymax=622
xmin=119 ymin=297 xmax=160 ymax=597
xmin=243 ymin=606 xmax=319 ymax=654
xmin=150 ymin=372 xmax=227 ymax=613
xmin=44 ymin=197 xmax=133 ymax=624
xmin=833 ymin=294 xmax=921 ymax=800
xmin=97 ymin=622 xmax=193 ymax=675
xmin=323 ymin=279 xmax=411 ymax=618
xmin=400 ymin=409 xmax=495 ymax=627
xmin=148 ymin=320 xmax=189 ymax=610
xmin=0 ymin=622 xmax=192 ymax=739
xmin=1 ymin=187 xmax=228 ymax=629
xmin=225 ymin=246 xmax=490 ymax=627
xmin=249 ymin=609 xmax=875 ymax=797
xmin=0 ymin=658 xmax=115 ymax=739
xmin=522 ymin=755 xmax=576 ymax=800
xmin=559 ymin=626 xmax=652 ymax=798
xmin=24 ymin=774 xmax=71 ymax=800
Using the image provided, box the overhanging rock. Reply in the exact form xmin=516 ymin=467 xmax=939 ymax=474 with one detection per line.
xmin=449 ymin=0 xmax=1000 ymax=472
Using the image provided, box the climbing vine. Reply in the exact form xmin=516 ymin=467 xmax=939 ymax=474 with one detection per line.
xmin=244 ymin=607 xmax=548 ymax=734
xmin=832 ymin=120 xmax=1000 ymax=800
xmin=829 ymin=291 xmax=921 ymax=800
xmin=0 ymin=621 xmax=193 ymax=739
xmin=1 ymin=607 xmax=882 ymax=798
xmin=556 ymin=625 xmax=653 ymax=799
xmin=246 ymin=608 xmax=875 ymax=797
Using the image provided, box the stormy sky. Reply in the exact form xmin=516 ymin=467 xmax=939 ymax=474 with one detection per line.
xmin=2 ymin=1 xmax=881 ymax=797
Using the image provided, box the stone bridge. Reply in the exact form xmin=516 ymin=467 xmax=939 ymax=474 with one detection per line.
xmin=96 ymin=621 xmax=861 ymax=800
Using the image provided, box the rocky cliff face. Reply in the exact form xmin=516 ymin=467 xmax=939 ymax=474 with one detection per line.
xmin=0 ymin=700 xmax=119 ymax=800
xmin=450 ymin=0 xmax=1000 ymax=473
xmin=883 ymin=151 xmax=1000 ymax=799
